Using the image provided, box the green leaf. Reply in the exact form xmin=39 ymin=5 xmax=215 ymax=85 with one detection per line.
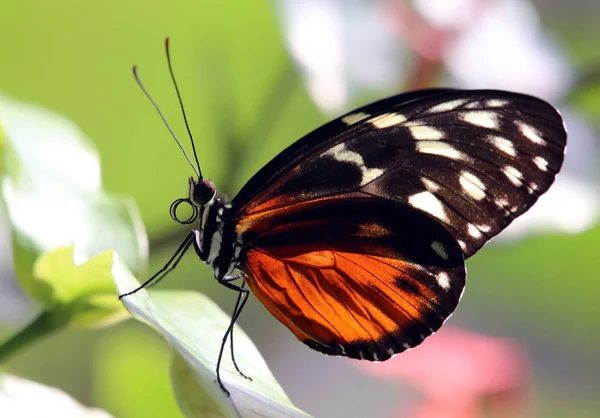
xmin=0 ymin=373 xmax=114 ymax=418
xmin=112 ymin=255 xmax=312 ymax=418
xmin=0 ymin=248 xmax=129 ymax=362
xmin=33 ymin=247 xmax=129 ymax=328
xmin=0 ymin=95 xmax=147 ymax=314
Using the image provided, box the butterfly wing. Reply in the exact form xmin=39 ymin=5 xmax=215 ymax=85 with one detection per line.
xmin=233 ymin=89 xmax=567 ymax=257
xmin=241 ymin=196 xmax=465 ymax=360
xmin=231 ymin=89 xmax=566 ymax=358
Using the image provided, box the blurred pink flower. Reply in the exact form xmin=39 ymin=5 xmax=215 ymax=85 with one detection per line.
xmin=357 ymin=326 xmax=531 ymax=418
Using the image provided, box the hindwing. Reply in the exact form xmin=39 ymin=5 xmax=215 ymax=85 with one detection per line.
xmin=240 ymin=197 xmax=465 ymax=359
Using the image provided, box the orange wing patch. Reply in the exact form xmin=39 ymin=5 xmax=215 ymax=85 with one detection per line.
xmin=244 ymin=246 xmax=465 ymax=361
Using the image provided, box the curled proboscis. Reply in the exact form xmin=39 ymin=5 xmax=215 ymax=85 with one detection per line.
xmin=170 ymin=198 xmax=199 ymax=224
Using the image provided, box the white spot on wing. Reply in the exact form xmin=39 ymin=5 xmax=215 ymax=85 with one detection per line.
xmin=408 ymin=192 xmax=449 ymax=222
xmin=408 ymin=125 xmax=445 ymax=140
xmin=516 ymin=121 xmax=546 ymax=145
xmin=486 ymin=99 xmax=508 ymax=107
xmin=533 ymin=156 xmax=549 ymax=171
xmin=459 ymin=171 xmax=486 ymax=201
xmin=495 ymin=197 xmax=509 ymax=208
xmin=465 ymin=101 xmax=482 ymax=109
xmin=431 ymin=241 xmax=449 ymax=260
xmin=488 ymin=135 xmax=517 ymax=157
xmin=324 ymin=143 xmax=384 ymax=186
xmin=370 ymin=113 xmax=407 ymax=128
xmin=477 ymin=224 xmax=491 ymax=233
xmin=461 ymin=111 xmax=499 ymax=129
xmin=421 ymin=177 xmax=440 ymax=192
xmin=372 ymin=353 xmax=379 ymax=361
xmin=436 ymin=272 xmax=450 ymax=290
xmin=342 ymin=112 xmax=370 ymax=125
xmin=416 ymin=141 xmax=465 ymax=160
xmin=427 ymin=99 xmax=467 ymax=113
xmin=468 ymin=224 xmax=482 ymax=238
xmin=457 ymin=240 xmax=467 ymax=252
xmin=502 ymin=165 xmax=524 ymax=186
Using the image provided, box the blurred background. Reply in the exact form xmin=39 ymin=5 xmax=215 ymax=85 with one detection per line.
xmin=1 ymin=0 xmax=599 ymax=417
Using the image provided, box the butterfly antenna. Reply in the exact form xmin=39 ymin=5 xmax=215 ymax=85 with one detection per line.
xmin=132 ymin=65 xmax=200 ymax=178
xmin=165 ymin=37 xmax=203 ymax=180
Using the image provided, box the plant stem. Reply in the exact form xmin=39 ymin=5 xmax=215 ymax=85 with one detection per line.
xmin=0 ymin=310 xmax=60 ymax=362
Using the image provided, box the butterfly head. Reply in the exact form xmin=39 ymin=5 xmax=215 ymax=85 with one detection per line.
xmin=169 ymin=177 xmax=216 ymax=225
xmin=189 ymin=176 xmax=216 ymax=207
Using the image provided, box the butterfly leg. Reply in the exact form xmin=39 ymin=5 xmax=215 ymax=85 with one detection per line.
xmin=119 ymin=231 xmax=195 ymax=299
xmin=225 ymin=279 xmax=253 ymax=381
xmin=215 ymin=277 xmax=252 ymax=396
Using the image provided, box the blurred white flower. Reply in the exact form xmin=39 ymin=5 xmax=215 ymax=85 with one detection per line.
xmin=276 ymin=0 xmax=405 ymax=112
xmin=415 ymin=0 xmax=576 ymax=100
xmin=0 ymin=374 xmax=114 ymax=418
xmin=276 ymin=0 xmax=599 ymax=239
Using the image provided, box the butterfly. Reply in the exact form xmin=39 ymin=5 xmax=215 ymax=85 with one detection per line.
xmin=121 ymin=39 xmax=567 ymax=395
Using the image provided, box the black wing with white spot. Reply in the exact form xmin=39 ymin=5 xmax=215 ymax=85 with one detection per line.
xmin=229 ymin=89 xmax=565 ymax=362
xmin=233 ymin=89 xmax=566 ymax=258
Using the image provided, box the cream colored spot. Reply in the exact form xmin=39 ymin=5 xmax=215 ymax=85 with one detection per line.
xmin=503 ymin=165 xmax=523 ymax=186
xmin=436 ymin=272 xmax=451 ymax=290
xmin=325 ymin=143 xmax=384 ymax=186
xmin=457 ymin=240 xmax=467 ymax=252
xmin=477 ymin=224 xmax=491 ymax=233
xmin=459 ymin=171 xmax=486 ymax=201
xmin=533 ymin=156 xmax=549 ymax=171
xmin=495 ymin=197 xmax=509 ymax=208
xmin=408 ymin=125 xmax=445 ymax=140
xmin=516 ymin=121 xmax=546 ymax=145
xmin=427 ymin=99 xmax=467 ymax=113
xmin=468 ymin=224 xmax=482 ymax=238
xmin=488 ymin=135 xmax=516 ymax=157
xmin=408 ymin=192 xmax=449 ymax=222
xmin=387 ymin=348 xmax=395 ymax=356
xmin=461 ymin=111 xmax=499 ymax=129
xmin=417 ymin=141 xmax=465 ymax=160
xmin=431 ymin=241 xmax=449 ymax=260
xmin=370 ymin=112 xmax=407 ymax=128
xmin=342 ymin=112 xmax=370 ymax=125
xmin=421 ymin=177 xmax=440 ymax=192
xmin=465 ymin=101 xmax=482 ymax=109
xmin=486 ymin=99 xmax=508 ymax=107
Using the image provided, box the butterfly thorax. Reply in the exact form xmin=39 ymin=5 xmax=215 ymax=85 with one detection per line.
xmin=196 ymin=194 xmax=241 ymax=281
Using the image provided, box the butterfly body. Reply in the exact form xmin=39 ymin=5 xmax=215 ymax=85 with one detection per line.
xmin=180 ymin=88 xmax=566 ymax=363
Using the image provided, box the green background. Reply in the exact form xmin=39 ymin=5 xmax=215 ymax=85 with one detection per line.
xmin=1 ymin=1 xmax=599 ymax=417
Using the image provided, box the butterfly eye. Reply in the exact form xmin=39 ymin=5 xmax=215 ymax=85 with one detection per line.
xmin=169 ymin=197 xmax=199 ymax=225
xmin=190 ymin=178 xmax=216 ymax=207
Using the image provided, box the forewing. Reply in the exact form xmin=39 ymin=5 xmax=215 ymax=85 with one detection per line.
xmin=233 ymin=89 xmax=567 ymax=257
xmin=240 ymin=197 xmax=466 ymax=360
